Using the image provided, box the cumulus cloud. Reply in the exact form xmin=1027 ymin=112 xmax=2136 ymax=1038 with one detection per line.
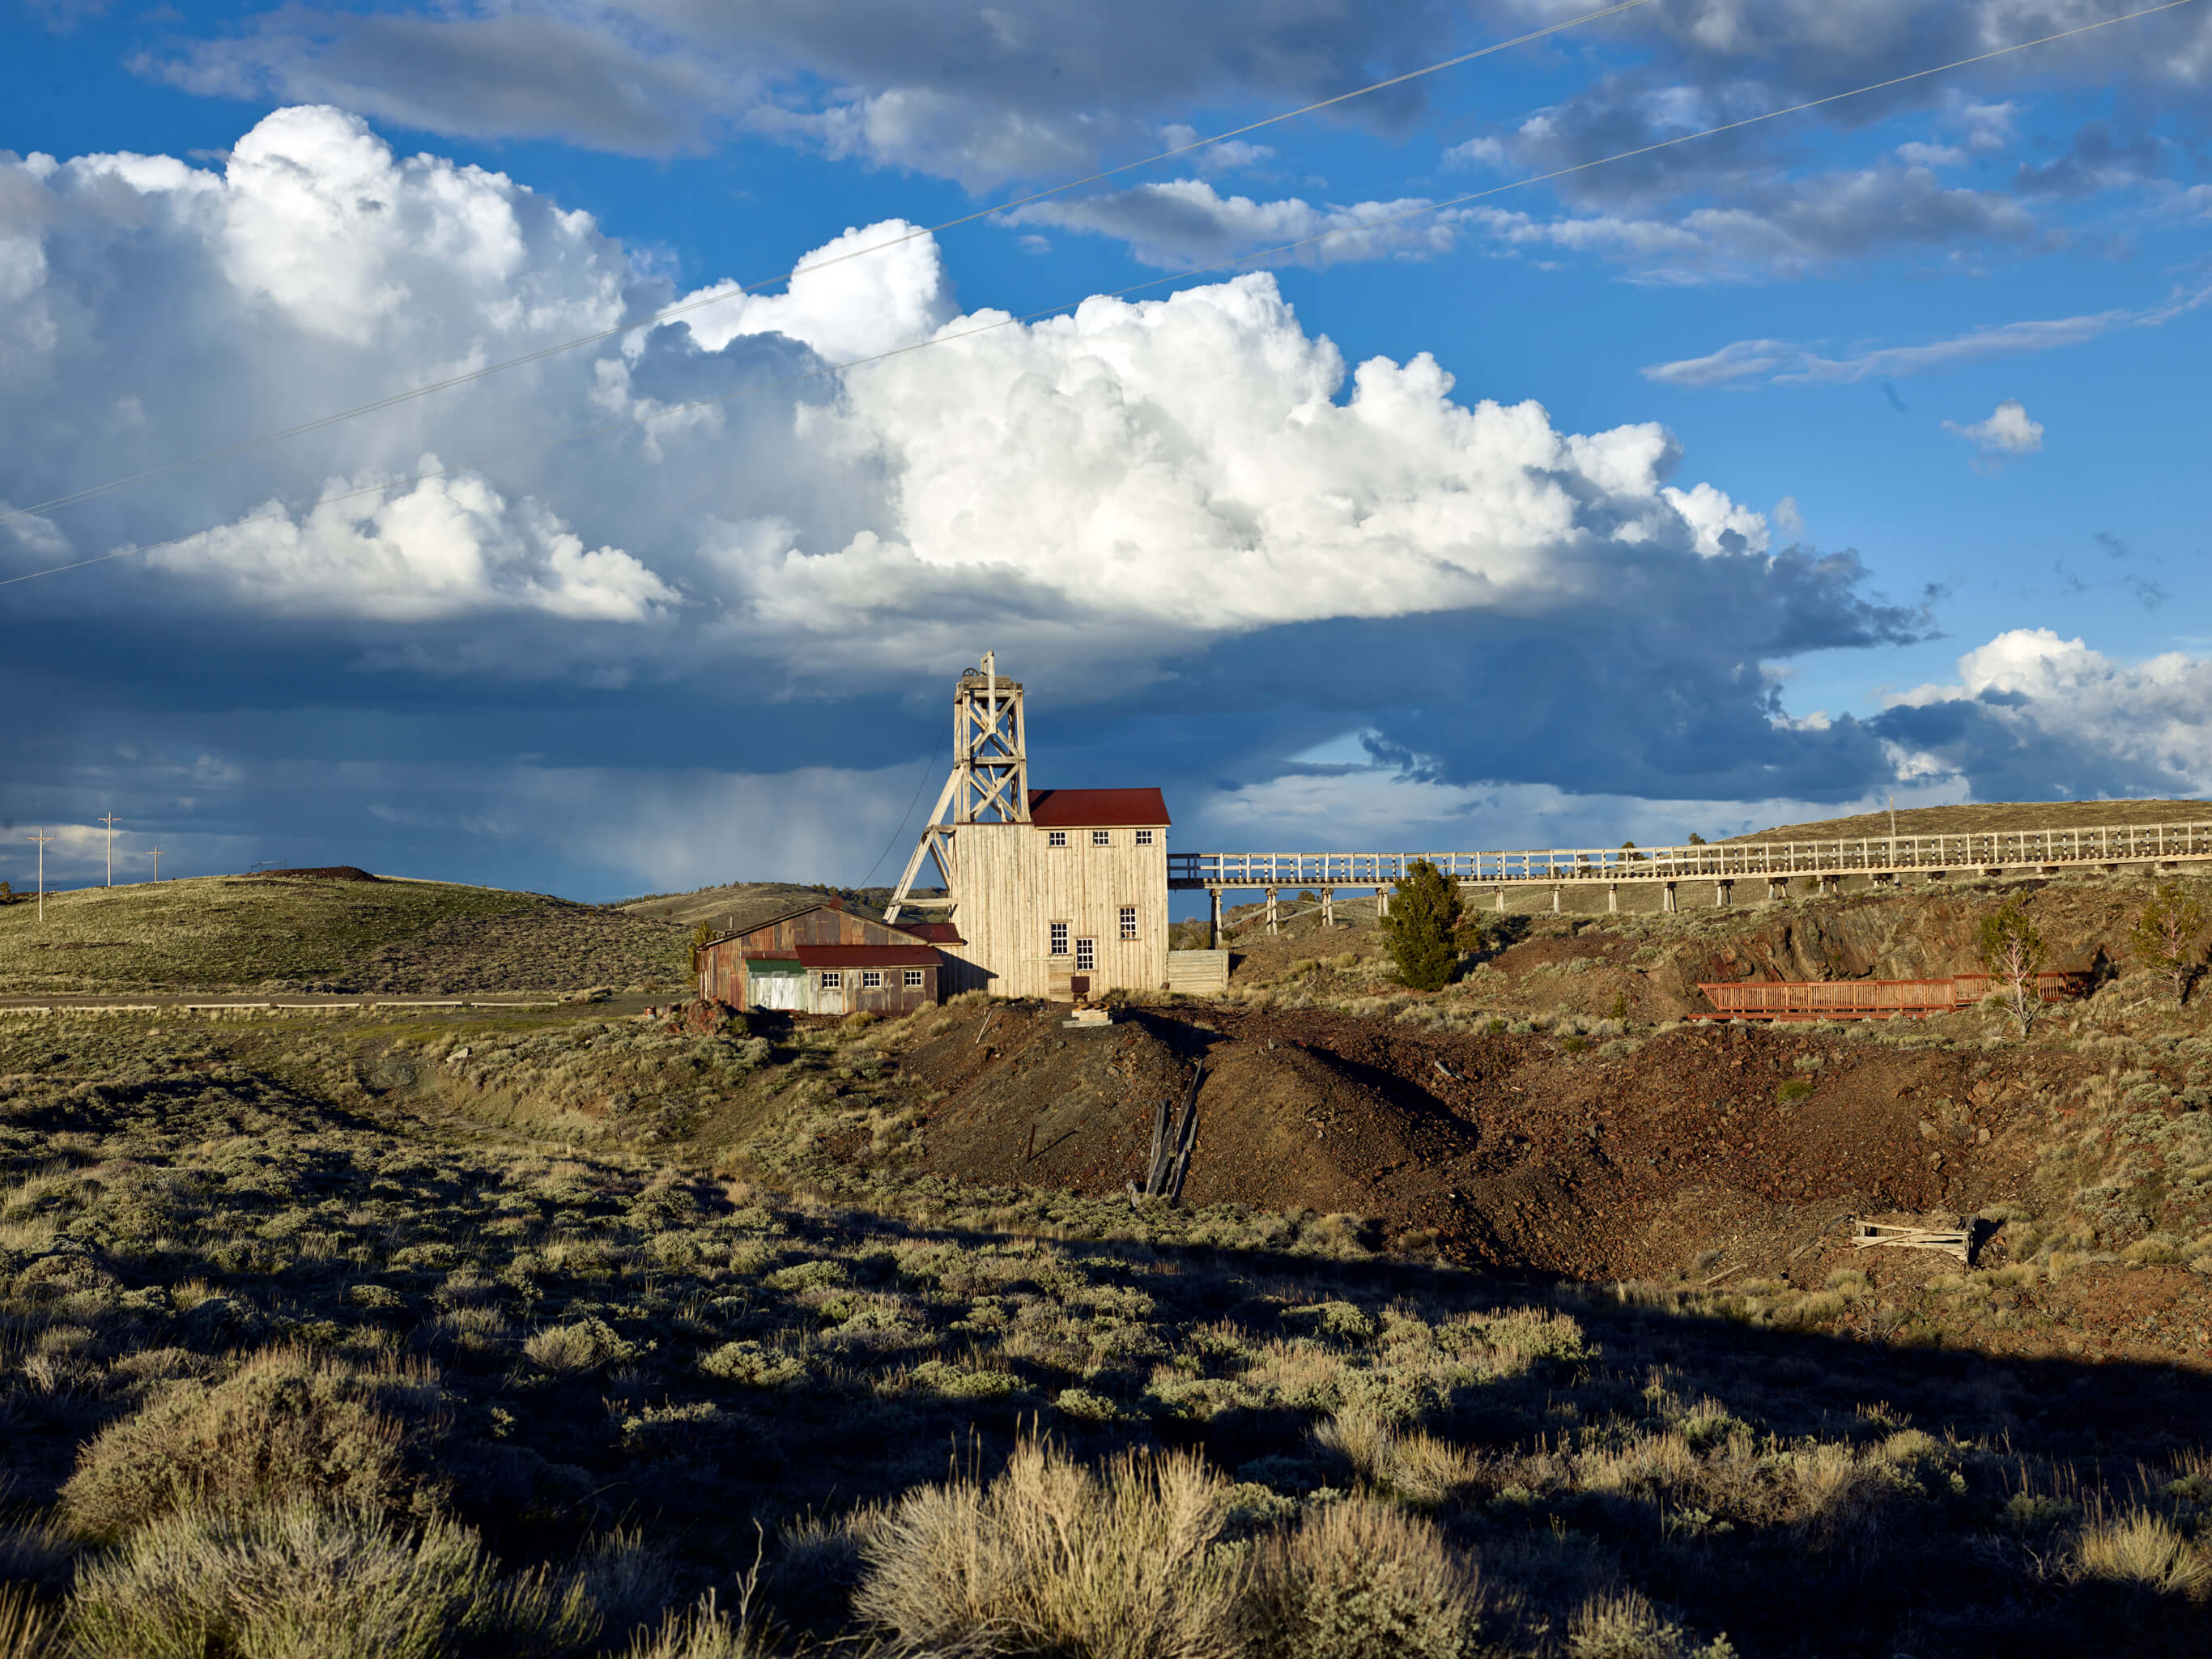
xmin=1643 ymin=283 xmax=2212 ymax=386
xmin=0 ymin=106 xmax=1984 ymax=903
xmin=1874 ymin=630 xmax=2212 ymax=800
xmin=1942 ymin=398 xmax=2043 ymax=458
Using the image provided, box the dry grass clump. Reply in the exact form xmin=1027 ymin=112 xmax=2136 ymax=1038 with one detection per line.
xmin=2073 ymin=1508 xmax=2212 ymax=1598
xmin=0 ymin=1587 xmax=54 ymax=1659
xmin=57 ymin=1346 xmax=443 ymax=1544
xmin=64 ymin=1501 xmax=593 ymax=1659
xmin=854 ymin=1439 xmax=1247 ymax=1657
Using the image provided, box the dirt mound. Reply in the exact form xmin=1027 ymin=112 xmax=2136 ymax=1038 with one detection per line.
xmin=882 ymin=1002 xmax=2104 ymax=1283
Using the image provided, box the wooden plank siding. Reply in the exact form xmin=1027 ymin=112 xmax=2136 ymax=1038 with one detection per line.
xmin=934 ymin=821 xmax=1169 ymax=1000
xmin=697 ymin=902 xmax=945 ymax=1017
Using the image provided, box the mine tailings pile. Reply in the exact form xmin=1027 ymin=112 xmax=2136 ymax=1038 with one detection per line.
xmin=886 ymin=1001 xmax=2103 ymax=1282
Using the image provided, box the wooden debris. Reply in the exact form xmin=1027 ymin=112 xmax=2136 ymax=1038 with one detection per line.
xmin=1849 ymin=1218 xmax=1972 ymax=1262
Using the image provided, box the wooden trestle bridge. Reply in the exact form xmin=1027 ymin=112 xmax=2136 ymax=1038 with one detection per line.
xmin=1172 ymin=818 xmax=2212 ymax=938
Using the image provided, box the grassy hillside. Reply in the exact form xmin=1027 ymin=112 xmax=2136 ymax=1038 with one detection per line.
xmin=0 ymin=872 xmax=690 ymax=996
xmin=1732 ymin=798 xmax=2212 ymax=844
xmin=2 ymin=1003 xmax=2208 ymax=1657
xmin=2 ymin=861 xmax=2210 ymax=1655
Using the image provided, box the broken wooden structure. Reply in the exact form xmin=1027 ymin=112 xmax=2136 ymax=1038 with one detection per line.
xmin=1849 ymin=1218 xmax=1973 ymax=1263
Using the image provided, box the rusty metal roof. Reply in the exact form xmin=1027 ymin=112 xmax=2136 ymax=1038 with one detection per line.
xmin=900 ymin=921 xmax=965 ymax=944
xmin=1027 ymin=787 xmax=1170 ymax=827
xmin=776 ymin=944 xmax=942 ymax=968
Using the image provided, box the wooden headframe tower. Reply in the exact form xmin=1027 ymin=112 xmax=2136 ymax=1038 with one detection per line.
xmin=885 ymin=651 xmax=1028 ymax=924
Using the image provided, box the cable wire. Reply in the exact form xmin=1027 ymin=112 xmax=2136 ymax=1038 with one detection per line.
xmin=0 ymin=0 xmax=1659 ymax=530
xmin=858 ymin=728 xmax=950 ymax=891
xmin=2 ymin=0 xmax=2192 ymax=593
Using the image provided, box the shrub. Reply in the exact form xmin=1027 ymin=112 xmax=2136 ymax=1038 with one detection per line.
xmin=1976 ymin=898 xmax=2048 ymax=1036
xmin=1380 ymin=861 xmax=1478 ymax=993
xmin=852 ymin=1438 xmax=1247 ymax=1658
xmin=57 ymin=1348 xmax=436 ymax=1544
xmin=1253 ymin=1495 xmax=1479 ymax=1659
xmin=64 ymin=1502 xmax=593 ymax=1659
xmin=1776 ymin=1079 xmax=1814 ymax=1105
xmin=525 ymin=1317 xmax=636 ymax=1376
xmin=2074 ymin=1509 xmax=2212 ymax=1597
xmin=1568 ymin=1589 xmax=1734 ymax=1659
xmin=2129 ymin=881 xmax=2207 ymax=1006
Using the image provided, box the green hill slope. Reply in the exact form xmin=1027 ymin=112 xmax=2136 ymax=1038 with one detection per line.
xmin=0 ymin=871 xmax=690 ymax=995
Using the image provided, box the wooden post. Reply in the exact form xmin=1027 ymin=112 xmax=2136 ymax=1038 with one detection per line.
xmin=1377 ymin=885 xmax=1390 ymax=918
xmin=1495 ymin=887 xmax=1507 ymax=912
xmin=1266 ymin=888 xmax=1278 ymax=935
xmin=1208 ymin=888 xmax=1222 ymax=949
xmin=1662 ymin=883 xmax=1677 ymax=914
xmin=1716 ymin=880 xmax=1732 ymax=908
xmin=1606 ymin=883 xmax=1619 ymax=913
xmin=1322 ymin=888 xmax=1334 ymax=928
xmin=1551 ymin=887 xmax=1561 ymax=914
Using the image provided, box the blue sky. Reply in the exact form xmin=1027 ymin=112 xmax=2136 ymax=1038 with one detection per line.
xmin=3 ymin=0 xmax=2210 ymax=902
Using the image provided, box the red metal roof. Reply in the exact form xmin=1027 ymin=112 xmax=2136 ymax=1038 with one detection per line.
xmin=755 ymin=945 xmax=942 ymax=968
xmin=1027 ymin=787 xmax=1170 ymax=828
xmin=900 ymin=921 xmax=966 ymax=944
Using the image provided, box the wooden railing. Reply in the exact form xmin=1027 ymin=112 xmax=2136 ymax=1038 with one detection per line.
xmin=1168 ymin=819 xmax=2212 ymax=890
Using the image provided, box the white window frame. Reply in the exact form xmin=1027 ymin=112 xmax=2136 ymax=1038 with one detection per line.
xmin=1047 ymin=829 xmax=1067 ymax=848
xmin=1119 ymin=905 xmax=1138 ymax=940
xmin=903 ymin=968 xmax=925 ymax=989
xmin=1074 ymin=937 xmax=1095 ymax=972
xmin=1091 ymin=829 xmax=1111 ymax=846
xmin=1049 ymin=921 xmax=1069 ymax=956
xmin=861 ymin=969 xmax=883 ymax=989
xmin=1134 ymin=829 xmax=1154 ymax=845
xmin=819 ymin=970 xmax=843 ymax=989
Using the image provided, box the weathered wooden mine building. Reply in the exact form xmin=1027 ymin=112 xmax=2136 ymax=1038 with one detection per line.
xmin=695 ymin=895 xmax=961 ymax=1016
xmin=697 ymin=654 xmax=1174 ymax=1013
xmin=883 ymin=653 xmax=1172 ymax=1002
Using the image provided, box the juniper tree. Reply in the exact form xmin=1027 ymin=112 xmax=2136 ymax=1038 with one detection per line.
xmin=1380 ymin=859 xmax=1481 ymax=992
xmin=2128 ymin=879 xmax=2206 ymax=1006
xmin=1977 ymin=896 xmax=2048 ymax=1036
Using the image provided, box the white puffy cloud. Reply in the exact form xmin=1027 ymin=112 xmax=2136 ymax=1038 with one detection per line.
xmin=2 ymin=108 xmax=1823 ymax=689
xmin=1942 ymin=398 xmax=2044 ymax=458
xmin=1 ymin=103 xmax=1952 ymax=895
xmin=1876 ymin=630 xmax=2212 ymax=800
xmin=145 ymin=468 xmax=678 ymax=623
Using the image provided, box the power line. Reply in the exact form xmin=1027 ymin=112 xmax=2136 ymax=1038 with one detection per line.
xmin=1 ymin=0 xmax=2190 ymax=595
xmin=858 ymin=728 xmax=951 ymax=892
xmin=0 ymin=0 xmax=1659 ymax=531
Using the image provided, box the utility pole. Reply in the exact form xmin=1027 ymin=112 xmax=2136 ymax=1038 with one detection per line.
xmin=27 ymin=830 xmax=54 ymax=922
xmin=150 ymin=848 xmax=164 ymax=883
xmin=100 ymin=814 xmax=121 ymax=887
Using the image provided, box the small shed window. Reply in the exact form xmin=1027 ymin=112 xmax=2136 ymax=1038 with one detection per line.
xmin=1134 ymin=829 xmax=1154 ymax=845
xmin=1047 ymin=830 xmax=1067 ymax=848
xmin=1049 ymin=921 xmax=1069 ymax=956
xmin=819 ymin=971 xmax=843 ymax=989
xmin=1091 ymin=829 xmax=1111 ymax=846
xmin=1074 ymin=938 xmax=1095 ymax=972
xmin=1119 ymin=905 xmax=1138 ymax=940
xmin=903 ymin=968 xmax=925 ymax=989
xmin=861 ymin=970 xmax=883 ymax=989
